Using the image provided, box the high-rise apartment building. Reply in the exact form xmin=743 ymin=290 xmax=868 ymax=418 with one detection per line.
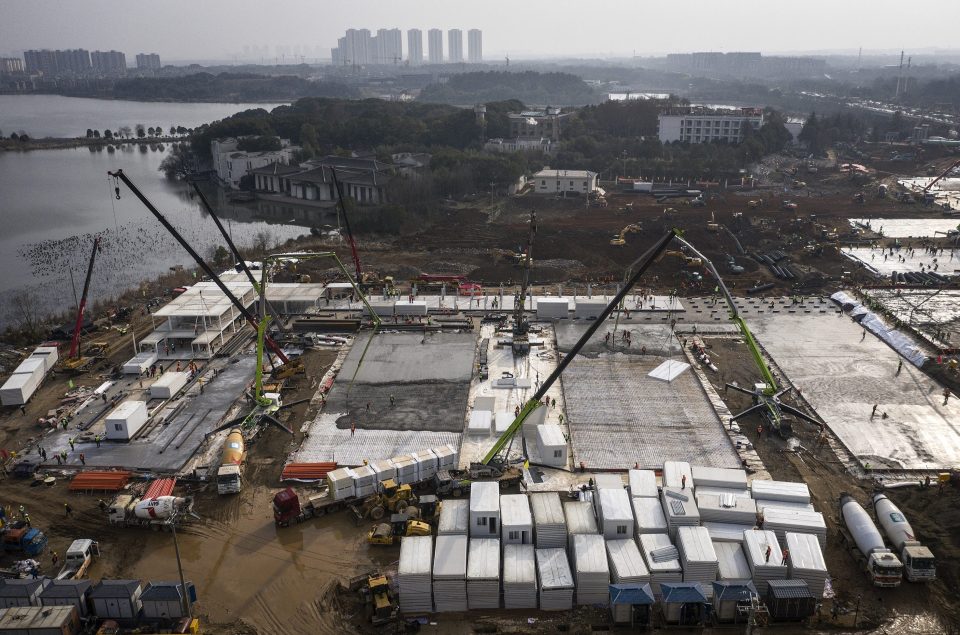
xmin=91 ymin=50 xmax=126 ymax=74
xmin=57 ymin=49 xmax=92 ymax=74
xmin=24 ymin=49 xmax=91 ymax=75
xmin=375 ymin=28 xmax=402 ymax=65
xmin=447 ymin=29 xmax=463 ymax=63
xmin=468 ymin=29 xmax=482 ymax=63
xmin=0 ymin=58 xmax=25 ymax=73
xmin=427 ymin=29 xmax=443 ymax=64
xmin=135 ymin=53 xmax=161 ymax=70
xmin=344 ymin=28 xmax=372 ymax=66
xmin=407 ymin=29 xmax=423 ymax=65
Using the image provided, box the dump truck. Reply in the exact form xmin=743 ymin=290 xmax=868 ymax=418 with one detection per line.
xmin=872 ymin=492 xmax=936 ymax=582
xmin=216 ymin=428 xmax=245 ymax=495
xmin=839 ymin=493 xmax=903 ymax=587
xmin=1 ymin=524 xmax=47 ymax=557
xmin=107 ymin=495 xmax=193 ymax=528
xmin=55 ymin=539 xmax=98 ymax=580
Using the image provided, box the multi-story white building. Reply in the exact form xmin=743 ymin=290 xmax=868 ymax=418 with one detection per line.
xmin=91 ymin=50 xmax=126 ymax=75
xmin=407 ymin=29 xmax=423 ymax=65
xmin=0 ymin=58 xmax=24 ymax=73
xmin=211 ymin=138 xmax=297 ymax=189
xmin=343 ymin=28 xmax=372 ymax=66
xmin=135 ymin=53 xmax=161 ymax=70
xmin=468 ymin=29 xmax=482 ymax=63
xmin=532 ymin=169 xmax=599 ymax=195
xmin=428 ymin=29 xmax=443 ymax=64
xmin=657 ymin=107 xmax=764 ymax=144
xmin=448 ymin=29 xmax=463 ymax=63
xmin=375 ymin=28 xmax=402 ymax=65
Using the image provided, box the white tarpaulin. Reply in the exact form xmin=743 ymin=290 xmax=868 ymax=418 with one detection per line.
xmin=648 ymin=360 xmax=691 ymax=382
xmin=830 ymin=291 xmax=860 ymax=311
xmin=831 ymin=291 xmax=928 ymax=368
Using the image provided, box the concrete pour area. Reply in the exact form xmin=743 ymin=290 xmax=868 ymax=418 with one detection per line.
xmin=863 ymin=287 xmax=960 ymax=349
xmin=842 ymin=245 xmax=960 ymax=278
xmin=293 ymin=331 xmax=475 ymax=465
xmin=747 ymin=309 xmax=960 ymax=470
xmin=554 ymin=321 xmax=740 ymax=470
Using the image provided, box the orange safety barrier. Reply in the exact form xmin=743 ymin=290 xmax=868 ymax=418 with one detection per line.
xmin=69 ymin=470 xmax=131 ymax=492
xmin=281 ymin=462 xmax=337 ymax=481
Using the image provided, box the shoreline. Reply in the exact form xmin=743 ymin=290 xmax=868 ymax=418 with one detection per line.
xmin=0 ymin=92 xmax=293 ymax=106
xmin=0 ymin=135 xmax=182 ymax=152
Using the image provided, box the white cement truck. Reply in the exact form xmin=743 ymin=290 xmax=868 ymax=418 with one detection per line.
xmin=872 ymin=492 xmax=936 ymax=582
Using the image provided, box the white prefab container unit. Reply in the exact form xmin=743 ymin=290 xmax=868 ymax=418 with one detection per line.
xmin=363 ymin=301 xmax=394 ymax=317
xmin=494 ymin=412 xmax=513 ymax=434
xmin=410 ymin=449 xmax=439 ymax=481
xmin=13 ymin=357 xmax=45 ymax=377
xmin=563 ymin=501 xmax=598 ymax=548
xmin=714 ymin=541 xmax=753 ymax=582
xmin=637 ymin=533 xmax=683 ymax=597
xmin=501 ymin=494 xmax=533 ymax=544
xmin=661 ymin=487 xmax=700 ymax=538
xmin=438 ymin=499 xmax=469 ymax=535
xmin=531 ymin=492 xmax=567 ymax=549
xmin=395 ymin=300 xmax=428 ymax=316
xmin=469 ymin=481 xmax=500 ymax=537
xmin=762 ymin=508 xmax=827 ymax=550
xmin=0 ymin=370 xmax=43 ymax=406
xmin=122 ymin=351 xmax=158 ymax=375
xmin=149 ymin=371 xmax=189 ymax=399
xmin=629 ymin=469 xmax=658 ymax=498
xmin=398 ymin=535 xmax=433 ymax=613
xmin=536 ymin=548 xmax=574 ymax=610
xmin=572 ymin=534 xmax=610 ymax=606
xmin=33 ymin=346 xmax=60 ymax=370
xmin=574 ymin=299 xmax=606 ymax=319
xmin=704 ymin=522 xmax=757 ymax=543
xmin=104 ymin=400 xmax=149 ymax=441
xmin=503 ymin=544 xmax=537 ymax=609
xmin=467 ymin=538 xmax=501 ymax=609
xmin=676 ymin=526 xmax=719 ymax=598
xmin=695 ymin=485 xmax=751 ymax=500
xmin=606 ymin=538 xmax=651 ymax=583
xmin=370 ymin=459 xmax=396 ymax=486
xmin=391 ymin=455 xmax=418 ymax=485
xmin=326 ymin=467 xmax=357 ymax=501
xmin=785 ymin=532 xmax=829 ymax=598
xmin=755 ymin=499 xmax=815 ymax=513
xmin=432 ymin=444 xmax=458 ymax=470
xmin=633 ymin=497 xmax=668 ymax=535
xmin=692 ymin=466 xmax=748 ymax=490
xmin=89 ymin=580 xmax=143 ymax=620
xmin=351 ymin=465 xmax=377 ymax=498
xmin=536 ymin=297 xmax=570 ymax=320
xmin=433 ymin=534 xmax=468 ymax=612
xmin=750 ymin=479 xmax=811 ymax=505
xmin=663 ymin=461 xmax=693 ymax=490
xmin=742 ymin=529 xmax=787 ymax=595
xmin=467 ymin=410 xmax=492 ymax=435
xmin=595 ymin=473 xmax=624 ymax=490
xmin=27 ymin=353 xmax=54 ymax=374
xmin=597 ymin=488 xmax=634 ymax=540
xmin=536 ymin=424 xmax=567 ymax=467
xmin=696 ymin=493 xmax=759 ymax=525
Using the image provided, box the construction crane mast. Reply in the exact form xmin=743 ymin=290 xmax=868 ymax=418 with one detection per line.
xmin=511 ymin=211 xmax=537 ymax=355
xmin=922 ymin=159 xmax=960 ymax=194
xmin=68 ymin=237 xmax=102 ymax=359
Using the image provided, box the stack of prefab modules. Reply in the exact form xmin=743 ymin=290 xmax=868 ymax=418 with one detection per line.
xmin=597 ymin=488 xmax=634 ymax=540
xmin=661 ymin=487 xmax=700 ymax=538
xmin=432 ymin=444 xmax=458 ymax=471
xmin=696 ymin=493 xmax=758 ymax=525
xmin=411 ymin=449 xmax=438 ymax=481
xmin=742 ymin=529 xmax=787 ymax=595
xmin=326 ymin=468 xmax=356 ymax=501
xmin=392 ymin=455 xmax=418 ymax=485
xmin=536 ymin=548 xmax=574 ymax=610
xmin=638 ymin=533 xmax=683 ymax=596
xmin=503 ymin=544 xmax=537 ymax=609
xmin=763 ymin=508 xmax=827 ymax=549
xmin=697 ymin=485 xmax=752 ymax=499
xmin=0 ymin=357 xmax=45 ymax=406
xmin=501 ymin=493 xmax=533 ymax=544
xmin=572 ymin=534 xmax=610 ymax=606
xmin=714 ymin=541 xmax=752 ymax=582
xmin=351 ymin=465 xmax=377 ymax=498
xmin=628 ymin=469 xmax=658 ymax=498
xmin=785 ymin=532 xmax=829 ymax=598
xmin=531 ymin=493 xmax=566 ymax=549
xmin=563 ymin=501 xmax=598 ymax=548
xmin=606 ymin=538 xmax=651 ymax=623
xmin=438 ymin=499 xmax=469 ymax=536
xmin=370 ymin=459 xmax=396 ymax=487
xmin=663 ymin=461 xmax=693 ymax=490
xmin=398 ymin=535 xmax=433 ymax=613
xmin=467 ymin=538 xmax=500 ymax=609
xmin=677 ymin=526 xmax=719 ymax=598
xmin=691 ymin=466 xmax=748 ymax=490
xmin=632 ymin=497 xmax=668 ymax=535
xmin=755 ymin=499 xmax=815 ymax=513
xmin=432 ymin=535 xmax=468 ymax=612
xmin=751 ymin=480 xmax=811 ymax=505
xmin=703 ymin=522 xmax=757 ymax=543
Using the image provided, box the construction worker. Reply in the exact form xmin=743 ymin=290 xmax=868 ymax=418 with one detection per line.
xmin=79 ymin=453 xmax=85 ymax=466
xmin=98 ymin=499 xmax=108 ymax=512
xmin=681 ymin=474 xmax=687 ymax=489
xmin=782 ymin=548 xmax=790 ymax=564
xmin=68 ymin=438 xmax=75 ymax=452
xmin=22 ymin=514 xmax=30 ymax=528
xmin=896 ymin=359 xmax=903 ymax=376
xmin=95 ymin=435 xmax=101 ymax=448
xmin=18 ymin=505 xmax=25 ymax=518
xmin=51 ymin=551 xmax=59 ymax=568
xmin=765 ymin=545 xmax=772 ymax=563
xmin=390 ymin=394 xmax=396 ymax=407
xmin=64 ymin=503 xmax=73 ymax=517
xmin=350 ymin=422 xmax=356 ymax=437
xmin=871 ymin=404 xmax=878 ymax=418
xmin=944 ymin=389 xmax=952 ymax=406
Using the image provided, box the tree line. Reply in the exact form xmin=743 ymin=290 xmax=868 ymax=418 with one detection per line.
xmin=111 ymin=72 xmax=360 ymax=102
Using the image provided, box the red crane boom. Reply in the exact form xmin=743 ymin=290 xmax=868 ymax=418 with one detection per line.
xmin=69 ymin=237 xmax=101 ymax=359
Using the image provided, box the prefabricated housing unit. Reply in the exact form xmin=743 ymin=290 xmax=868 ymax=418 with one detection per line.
xmin=40 ymin=579 xmax=92 ymax=617
xmin=438 ymin=499 xmax=469 ymax=535
xmin=0 ymin=579 xmax=46 ymax=607
xmin=633 ymin=497 xmax=669 ymax=535
xmin=432 ymin=444 xmax=458 ymax=470
xmin=104 ymin=400 xmax=149 ymax=441
xmin=391 ymin=455 xmax=418 ymax=485
xmin=149 ymin=371 xmax=189 ymax=399
xmin=410 ymin=449 xmax=438 ymax=481
xmin=469 ymin=481 xmax=500 ymax=536
xmin=536 ymin=425 xmax=567 ymax=466
xmin=351 ymin=465 xmax=377 ymax=498
xmin=629 ymin=469 xmax=659 ymax=498
xmin=691 ymin=466 xmax=748 ymax=490
xmin=122 ymin=351 xmax=158 ymax=375
xmin=89 ymin=580 xmax=143 ymax=620
xmin=0 ymin=371 xmax=43 ymax=407
xmin=597 ymin=488 xmax=634 ymax=540
xmin=369 ymin=459 xmax=396 ymax=486
xmin=141 ymin=581 xmax=195 ymax=620
xmin=531 ymin=492 xmax=567 ymax=549
xmin=326 ymin=467 xmax=357 ymax=501
xmin=500 ymin=494 xmax=533 ymax=544
xmin=0 ymin=605 xmax=80 ymax=634
xmin=536 ymin=297 xmax=570 ymax=320
xmin=575 ymin=298 xmax=606 ymax=319
xmin=563 ymin=501 xmax=598 ymax=547
xmin=663 ymin=461 xmax=693 ymax=490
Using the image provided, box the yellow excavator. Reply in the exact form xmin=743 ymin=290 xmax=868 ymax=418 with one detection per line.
xmin=663 ymin=250 xmax=703 ymax=268
xmin=367 ymin=513 xmax=432 ymax=545
xmin=610 ymin=223 xmax=643 ymax=246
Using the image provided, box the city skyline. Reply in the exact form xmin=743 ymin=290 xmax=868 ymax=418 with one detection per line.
xmin=2 ymin=0 xmax=957 ymax=62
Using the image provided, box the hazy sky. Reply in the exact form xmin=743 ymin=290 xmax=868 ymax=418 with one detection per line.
xmin=2 ymin=0 xmax=958 ymax=61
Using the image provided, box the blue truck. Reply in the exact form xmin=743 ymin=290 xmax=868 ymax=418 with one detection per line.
xmin=2 ymin=524 xmax=48 ymax=557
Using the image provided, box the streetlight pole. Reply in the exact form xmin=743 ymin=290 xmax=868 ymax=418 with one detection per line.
xmin=853 ymin=593 xmax=862 ymax=629
xmin=170 ymin=514 xmax=192 ymax=619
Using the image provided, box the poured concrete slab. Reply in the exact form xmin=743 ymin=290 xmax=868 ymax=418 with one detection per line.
xmin=864 ymin=288 xmax=960 ymax=349
xmin=848 ymin=218 xmax=960 ymax=238
xmin=842 ymin=247 xmax=960 ymax=278
xmin=554 ymin=324 xmax=739 ymax=470
xmin=338 ymin=332 xmax=476 ymax=383
xmin=748 ymin=311 xmax=960 ymax=470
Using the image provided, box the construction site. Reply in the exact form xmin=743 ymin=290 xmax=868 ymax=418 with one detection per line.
xmin=2 ymin=149 xmax=960 ymax=635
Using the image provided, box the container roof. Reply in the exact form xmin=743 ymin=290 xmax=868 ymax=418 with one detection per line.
xmin=536 ymin=548 xmax=574 ymax=589
xmin=530 ymin=492 xmax=565 ymax=526
xmin=660 ymin=582 xmax=708 ymax=604
xmin=712 ymin=581 xmax=759 ymax=601
xmin=609 ymin=583 xmax=655 ymax=605
xmin=467 ymin=538 xmax=500 ymax=579
xmin=503 ymin=544 xmax=536 ymax=584
xmin=606 ymin=538 xmax=649 ymax=579
xmin=599 ymin=488 xmax=633 ymax=521
xmin=398 ymin=535 xmax=433 ymax=575
xmin=433 ymin=535 xmax=468 ymax=578
xmin=767 ymin=579 xmax=813 ymax=599
xmin=469 ymin=481 xmax=499 ymax=513
xmin=91 ymin=580 xmax=141 ymax=598
xmin=500 ymin=494 xmax=532 ymax=526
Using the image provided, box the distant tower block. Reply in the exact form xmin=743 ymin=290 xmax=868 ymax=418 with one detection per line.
xmin=475 ymin=103 xmax=487 ymax=124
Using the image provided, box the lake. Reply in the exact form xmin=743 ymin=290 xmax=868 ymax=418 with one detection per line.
xmin=0 ymin=94 xmax=289 ymax=138
xmin=0 ymin=95 xmax=341 ymax=329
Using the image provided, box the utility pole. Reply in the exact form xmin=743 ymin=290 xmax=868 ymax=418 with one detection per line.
xmin=170 ymin=513 xmax=192 ymax=619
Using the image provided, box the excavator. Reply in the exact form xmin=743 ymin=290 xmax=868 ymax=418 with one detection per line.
xmin=610 ymin=223 xmax=642 ymax=246
xmin=673 ymin=237 xmax=822 ymax=438
xmin=62 ymin=237 xmax=102 ymax=371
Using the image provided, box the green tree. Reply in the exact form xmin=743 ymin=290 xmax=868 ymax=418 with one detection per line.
xmin=86 ymin=128 xmax=94 ymax=138
xmin=212 ymin=245 xmax=230 ymax=265
xmin=798 ymin=113 xmax=821 ymax=155
xmin=136 ymin=124 xmax=146 ymax=138
xmin=93 ymin=129 xmax=101 ymax=138
xmin=237 ymin=135 xmax=282 ymax=152
xmin=170 ymin=126 xmax=177 ymax=135
xmin=147 ymin=127 xmax=155 ymax=136
xmin=104 ymin=129 xmax=113 ymax=139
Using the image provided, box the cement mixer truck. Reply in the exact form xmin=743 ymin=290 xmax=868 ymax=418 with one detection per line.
xmin=216 ymin=428 xmax=245 ymax=495
xmin=839 ymin=493 xmax=903 ymax=587
xmin=873 ymin=492 xmax=936 ymax=582
xmin=107 ymin=495 xmax=194 ymax=529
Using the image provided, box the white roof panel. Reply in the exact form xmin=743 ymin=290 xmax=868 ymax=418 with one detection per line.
xmin=599 ymin=488 xmax=633 ymax=522
xmin=638 ymin=533 xmax=681 ymax=572
xmin=628 ymin=469 xmax=658 ymax=498
xmin=433 ymin=535 xmax=468 ymax=578
xmin=438 ymin=499 xmax=469 ymax=534
xmin=606 ymin=539 xmax=649 ymax=579
xmin=470 ymin=481 xmax=500 ymax=514
xmin=572 ymin=534 xmax=608 ymax=574
xmin=398 ymin=535 xmax=433 ymax=575
xmin=536 ymin=548 xmax=574 ymax=589
xmin=677 ymin=526 xmax=718 ymax=563
xmin=530 ymin=492 xmax=565 ymax=526
xmin=714 ymin=541 xmax=752 ymax=580
xmin=632 ymin=497 xmax=668 ymax=533
xmin=691 ymin=466 xmax=748 ymax=489
xmin=784 ymin=532 xmax=827 ymax=572
xmin=742 ymin=530 xmax=784 ymax=567
xmin=563 ymin=501 xmax=598 ymax=534
xmin=467 ymin=538 xmax=501 ymax=579
xmin=500 ymin=494 xmax=532 ymax=527
xmin=503 ymin=544 xmax=536 ymax=585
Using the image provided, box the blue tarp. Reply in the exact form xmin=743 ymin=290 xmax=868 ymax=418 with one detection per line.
xmin=659 ymin=582 xmax=708 ymax=604
xmin=711 ymin=581 xmax=758 ymax=602
xmin=609 ymin=583 xmax=655 ymax=606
